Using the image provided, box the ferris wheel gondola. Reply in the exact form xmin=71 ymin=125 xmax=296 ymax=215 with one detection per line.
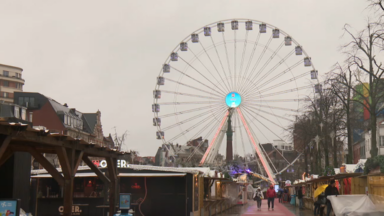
xmin=152 ymin=19 xmax=320 ymax=184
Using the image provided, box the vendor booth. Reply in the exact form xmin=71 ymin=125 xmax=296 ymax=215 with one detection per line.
xmin=31 ymin=164 xmax=207 ymax=216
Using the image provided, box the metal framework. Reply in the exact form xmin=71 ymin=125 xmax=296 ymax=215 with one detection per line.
xmin=152 ymin=19 xmax=319 ymax=184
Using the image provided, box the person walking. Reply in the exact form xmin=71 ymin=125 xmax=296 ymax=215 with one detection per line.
xmin=277 ymin=188 xmax=283 ymax=203
xmin=297 ymin=186 xmax=304 ymax=209
xmin=253 ymin=187 xmax=264 ymax=210
xmin=325 ymin=180 xmax=339 ymax=216
xmin=266 ymin=184 xmax=276 ymax=210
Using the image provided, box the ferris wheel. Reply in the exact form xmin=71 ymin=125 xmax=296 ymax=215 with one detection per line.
xmin=152 ymin=19 xmax=319 ymax=183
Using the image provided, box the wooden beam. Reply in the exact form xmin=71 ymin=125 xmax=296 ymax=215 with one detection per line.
xmin=0 ymin=148 xmax=14 ymax=167
xmin=107 ymin=157 xmax=117 ymax=216
xmin=82 ymin=155 xmax=110 ymax=184
xmin=0 ymin=135 xmax=11 ymax=160
xmin=73 ymin=150 xmax=84 ymax=176
xmin=26 ymin=147 xmax=64 ymax=186
xmin=56 ymin=147 xmax=71 ymax=179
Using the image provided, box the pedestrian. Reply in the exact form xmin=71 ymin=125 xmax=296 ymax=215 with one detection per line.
xmin=313 ymin=192 xmax=326 ymax=216
xmin=253 ymin=187 xmax=264 ymax=210
xmin=325 ymin=180 xmax=339 ymax=216
xmin=266 ymin=184 xmax=276 ymax=210
xmin=297 ymin=186 xmax=304 ymax=209
xmin=277 ymin=189 xmax=282 ymax=203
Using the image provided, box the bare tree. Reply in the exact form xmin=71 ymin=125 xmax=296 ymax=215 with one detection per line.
xmin=113 ymin=127 xmax=129 ymax=151
xmin=327 ymin=64 xmax=354 ymax=163
xmin=340 ymin=21 xmax=384 ymax=157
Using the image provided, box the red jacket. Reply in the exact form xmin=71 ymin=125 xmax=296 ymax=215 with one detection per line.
xmin=266 ymin=188 xmax=276 ymax=198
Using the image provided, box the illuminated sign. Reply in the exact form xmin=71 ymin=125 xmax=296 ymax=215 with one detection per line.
xmin=131 ymin=183 xmax=141 ymax=189
xmin=225 ymin=92 xmax=242 ymax=108
xmin=92 ymin=160 xmax=130 ymax=168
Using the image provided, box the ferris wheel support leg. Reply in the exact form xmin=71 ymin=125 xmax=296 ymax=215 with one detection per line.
xmin=236 ymin=107 xmax=276 ymax=184
xmin=199 ymin=111 xmax=229 ymax=166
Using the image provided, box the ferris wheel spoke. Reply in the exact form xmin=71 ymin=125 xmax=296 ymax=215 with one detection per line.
xmin=171 ymin=66 xmax=224 ymax=96
xmin=162 ymin=106 xmax=225 ymax=131
xmin=242 ymin=102 xmax=298 ymax=113
xmin=188 ymin=47 xmax=228 ymax=93
xmin=256 ymin=70 xmax=310 ymax=95
xmin=199 ymin=41 xmax=231 ymax=92
xmin=158 ymin=104 xmax=224 ymax=118
xmin=163 ymin=77 xmax=223 ymax=98
xmin=242 ymin=50 xmax=295 ymax=95
xmin=241 ymin=108 xmax=282 ymax=173
xmin=168 ymin=109 xmax=227 ymax=143
xmin=244 ymin=105 xmax=292 ymax=122
xmin=222 ymin=33 xmax=234 ymax=90
xmin=240 ymin=33 xmax=261 ymax=89
xmin=209 ymin=36 xmax=232 ymax=91
xmin=240 ymin=36 xmax=273 ymax=93
xmin=242 ymin=106 xmax=286 ymax=130
xmin=246 ymin=41 xmax=284 ymax=88
xmin=244 ymin=84 xmax=312 ymax=100
xmin=237 ymin=30 xmax=249 ymax=91
xmin=158 ymin=101 xmax=222 ymax=105
xmin=191 ymin=114 xmax=221 ymax=141
xmin=161 ymin=90 xmax=222 ymax=100
xmin=248 ymin=57 xmax=302 ymax=94
xmin=261 ymin=85 xmax=312 ymax=99
xmin=245 ymin=98 xmax=308 ymax=103
xmin=242 ymin=107 xmax=292 ymax=165
xmin=178 ymin=56 xmax=227 ymax=95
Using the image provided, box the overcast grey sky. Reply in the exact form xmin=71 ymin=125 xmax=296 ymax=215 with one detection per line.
xmin=0 ymin=0 xmax=372 ymax=156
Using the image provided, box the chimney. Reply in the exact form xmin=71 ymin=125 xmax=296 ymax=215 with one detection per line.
xmin=64 ymin=103 xmax=68 ymax=107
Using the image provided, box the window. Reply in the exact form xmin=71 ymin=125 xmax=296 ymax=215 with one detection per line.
xmin=21 ymin=108 xmax=26 ymax=120
xmin=18 ymin=97 xmax=24 ymax=106
xmin=64 ymin=115 xmax=68 ymax=124
xmin=380 ymin=136 xmax=384 ymax=146
xmin=3 ymin=92 xmax=9 ymax=98
xmin=30 ymin=97 xmax=35 ymax=107
xmin=16 ymin=83 xmax=22 ymax=89
xmin=3 ymin=81 xmax=9 ymax=87
xmin=24 ymin=97 xmax=29 ymax=106
xmin=3 ymin=71 xmax=9 ymax=77
xmin=29 ymin=112 xmax=33 ymax=122
xmin=14 ymin=107 xmax=20 ymax=118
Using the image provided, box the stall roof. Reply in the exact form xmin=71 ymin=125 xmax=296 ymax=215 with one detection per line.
xmin=125 ymin=164 xmax=202 ymax=175
xmin=334 ymin=173 xmax=362 ymax=179
xmin=31 ymin=172 xmax=100 ymax=178
xmin=118 ymin=173 xmax=186 ymax=177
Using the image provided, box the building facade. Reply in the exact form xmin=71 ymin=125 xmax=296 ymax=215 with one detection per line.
xmin=0 ymin=64 xmax=24 ymax=103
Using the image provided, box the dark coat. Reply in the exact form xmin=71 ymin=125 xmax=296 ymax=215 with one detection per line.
xmin=297 ymin=188 xmax=303 ymax=199
xmin=324 ymin=185 xmax=339 ymax=203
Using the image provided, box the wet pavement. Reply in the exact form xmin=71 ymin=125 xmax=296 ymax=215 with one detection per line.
xmin=217 ymin=199 xmax=314 ymax=216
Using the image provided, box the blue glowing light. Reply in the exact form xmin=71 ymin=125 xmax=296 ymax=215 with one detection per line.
xmin=225 ymin=92 xmax=242 ymax=108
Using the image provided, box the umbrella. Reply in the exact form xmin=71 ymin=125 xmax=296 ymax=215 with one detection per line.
xmin=314 ymin=184 xmax=328 ymax=198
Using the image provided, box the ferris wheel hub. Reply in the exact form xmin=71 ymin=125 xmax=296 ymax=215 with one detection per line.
xmin=225 ymin=92 xmax=242 ymax=108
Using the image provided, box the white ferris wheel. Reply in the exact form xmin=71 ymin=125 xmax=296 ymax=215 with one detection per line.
xmin=152 ymin=19 xmax=319 ymax=183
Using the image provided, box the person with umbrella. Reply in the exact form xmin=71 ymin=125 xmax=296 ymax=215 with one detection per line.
xmin=313 ymin=184 xmax=328 ymax=216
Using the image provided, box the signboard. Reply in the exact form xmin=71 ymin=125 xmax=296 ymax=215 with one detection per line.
xmin=92 ymin=159 xmax=129 ymax=168
xmin=225 ymin=92 xmax=242 ymax=108
xmin=0 ymin=199 xmax=19 ymax=216
xmin=119 ymin=193 xmax=131 ymax=209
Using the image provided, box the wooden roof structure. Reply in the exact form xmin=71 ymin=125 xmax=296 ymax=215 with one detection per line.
xmin=0 ymin=119 xmax=126 ymax=216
